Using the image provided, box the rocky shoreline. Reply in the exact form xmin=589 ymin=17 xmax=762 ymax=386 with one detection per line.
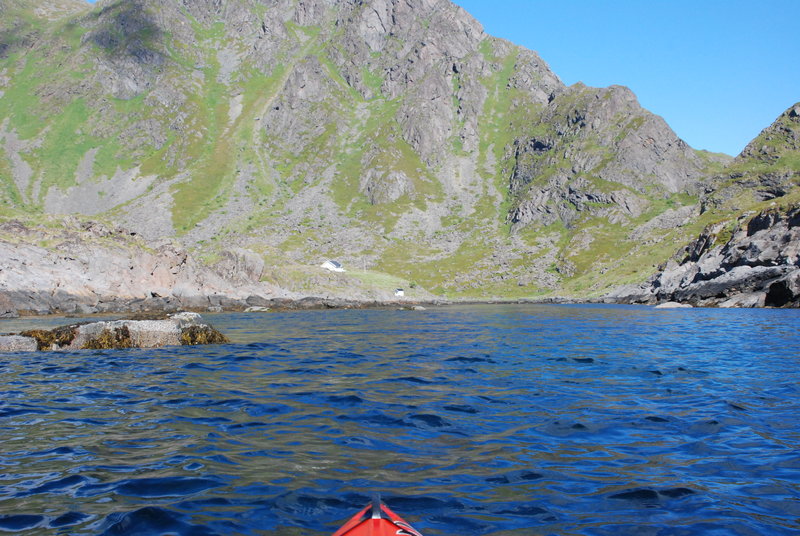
xmin=0 ymin=218 xmax=286 ymax=318
xmin=2 ymin=207 xmax=797 ymax=322
xmin=607 ymin=205 xmax=800 ymax=308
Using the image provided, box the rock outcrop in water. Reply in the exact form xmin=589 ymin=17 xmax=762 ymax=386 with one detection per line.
xmin=0 ymin=312 xmax=228 ymax=351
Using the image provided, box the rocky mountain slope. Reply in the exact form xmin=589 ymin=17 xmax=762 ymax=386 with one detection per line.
xmin=0 ymin=0 xmax=795 ymax=309
xmin=609 ymin=104 xmax=800 ymax=307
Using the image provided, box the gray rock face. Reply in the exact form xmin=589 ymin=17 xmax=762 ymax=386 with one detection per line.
xmin=361 ymin=169 xmax=414 ymax=204
xmin=215 ymin=248 xmax=265 ymax=283
xmin=610 ymin=206 xmax=800 ymax=307
xmin=0 ymin=219 xmax=287 ymax=316
xmin=0 ymin=335 xmax=37 ymax=352
xmin=508 ymin=84 xmax=707 ymax=229
xmin=0 ymin=291 xmax=18 ymax=318
xmin=86 ymin=1 xmax=167 ymax=99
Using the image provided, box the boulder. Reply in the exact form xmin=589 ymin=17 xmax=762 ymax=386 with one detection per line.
xmin=718 ymin=292 xmax=766 ymax=308
xmin=0 ymin=335 xmax=38 ymax=352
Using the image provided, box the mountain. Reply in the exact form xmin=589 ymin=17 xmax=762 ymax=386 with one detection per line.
xmin=609 ymin=103 xmax=800 ymax=307
xmin=0 ymin=0 xmax=795 ymax=311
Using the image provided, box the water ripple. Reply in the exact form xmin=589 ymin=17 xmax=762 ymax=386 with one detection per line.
xmin=0 ymin=305 xmax=799 ymax=534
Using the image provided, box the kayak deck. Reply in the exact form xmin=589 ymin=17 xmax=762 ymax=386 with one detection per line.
xmin=332 ymin=499 xmax=423 ymax=536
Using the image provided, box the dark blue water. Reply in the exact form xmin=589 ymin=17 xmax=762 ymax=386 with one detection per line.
xmin=1 ymin=304 xmax=799 ymax=535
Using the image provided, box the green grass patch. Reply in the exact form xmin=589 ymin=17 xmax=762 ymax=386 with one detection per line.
xmin=0 ymin=157 xmax=23 ymax=208
xmin=361 ymin=66 xmax=384 ymax=93
xmin=330 ymin=98 xmax=402 ymax=209
xmin=33 ymin=98 xmax=93 ymax=190
xmin=377 ymin=230 xmax=499 ymax=294
xmin=348 ymin=269 xmax=411 ymax=290
xmin=475 ymin=44 xmax=548 ymax=224
xmin=170 ymin=54 xmax=234 ymax=232
xmin=0 ymin=53 xmax=47 ymax=139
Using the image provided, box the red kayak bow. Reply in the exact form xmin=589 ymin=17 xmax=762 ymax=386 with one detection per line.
xmin=332 ymin=498 xmax=423 ymax=536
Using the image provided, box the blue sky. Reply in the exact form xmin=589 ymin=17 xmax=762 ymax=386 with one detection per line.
xmin=452 ymin=0 xmax=799 ymax=156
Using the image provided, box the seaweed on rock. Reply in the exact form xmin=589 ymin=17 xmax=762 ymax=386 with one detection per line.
xmin=82 ymin=326 xmax=134 ymax=350
xmin=180 ymin=325 xmax=229 ymax=346
xmin=20 ymin=326 xmax=80 ymax=351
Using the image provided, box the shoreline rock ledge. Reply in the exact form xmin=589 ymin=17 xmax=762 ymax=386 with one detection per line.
xmin=0 ymin=312 xmax=229 ymax=352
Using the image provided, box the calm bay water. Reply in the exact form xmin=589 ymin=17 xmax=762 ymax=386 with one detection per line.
xmin=1 ymin=304 xmax=799 ymax=535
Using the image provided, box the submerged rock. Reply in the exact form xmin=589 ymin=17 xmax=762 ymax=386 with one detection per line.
xmin=654 ymin=302 xmax=693 ymax=309
xmin=1 ymin=312 xmax=229 ymax=352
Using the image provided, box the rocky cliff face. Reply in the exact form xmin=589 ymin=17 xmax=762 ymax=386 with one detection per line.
xmin=1 ymin=0 xmax=792 ymax=306
xmin=608 ymin=206 xmax=800 ymax=307
xmin=507 ymin=83 xmax=707 ymax=229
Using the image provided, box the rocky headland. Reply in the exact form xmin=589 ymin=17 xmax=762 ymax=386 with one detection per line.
xmin=606 ymin=103 xmax=800 ymax=308
xmin=608 ymin=204 xmax=800 ymax=307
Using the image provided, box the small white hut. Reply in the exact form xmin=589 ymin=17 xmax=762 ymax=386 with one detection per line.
xmin=321 ymin=260 xmax=345 ymax=273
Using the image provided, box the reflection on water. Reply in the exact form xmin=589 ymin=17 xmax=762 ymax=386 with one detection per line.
xmin=1 ymin=304 xmax=799 ymax=535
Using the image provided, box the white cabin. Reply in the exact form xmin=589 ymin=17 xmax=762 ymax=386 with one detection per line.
xmin=321 ymin=260 xmax=345 ymax=273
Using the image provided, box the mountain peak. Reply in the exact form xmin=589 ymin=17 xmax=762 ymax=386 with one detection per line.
xmin=739 ymin=102 xmax=800 ymax=162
